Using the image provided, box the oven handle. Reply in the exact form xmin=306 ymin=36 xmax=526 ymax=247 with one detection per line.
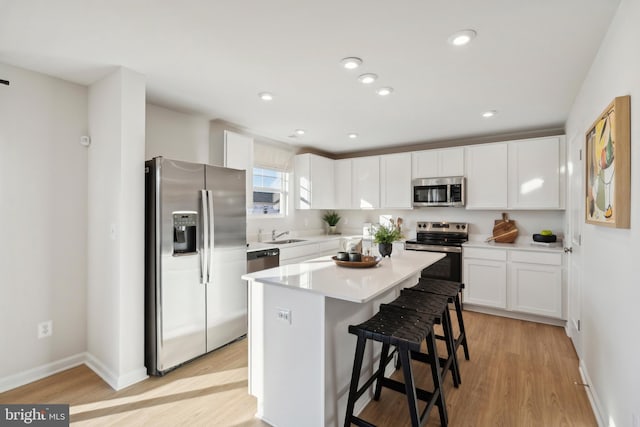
xmin=405 ymin=243 xmax=462 ymax=253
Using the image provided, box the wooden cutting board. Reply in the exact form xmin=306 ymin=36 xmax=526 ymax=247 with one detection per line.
xmin=488 ymin=212 xmax=518 ymax=243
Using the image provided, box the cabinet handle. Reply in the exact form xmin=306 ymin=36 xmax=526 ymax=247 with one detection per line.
xmin=563 ymin=247 xmax=573 ymax=254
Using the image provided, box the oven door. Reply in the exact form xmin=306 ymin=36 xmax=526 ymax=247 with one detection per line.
xmin=407 ymin=245 xmax=462 ymax=282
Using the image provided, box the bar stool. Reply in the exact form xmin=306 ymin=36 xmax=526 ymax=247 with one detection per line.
xmin=412 ymin=278 xmax=470 ymax=361
xmin=344 ymin=305 xmax=448 ymax=427
xmin=382 ymin=290 xmax=461 ymax=388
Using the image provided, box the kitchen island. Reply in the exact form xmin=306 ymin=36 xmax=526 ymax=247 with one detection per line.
xmin=242 ymin=250 xmax=445 ymax=427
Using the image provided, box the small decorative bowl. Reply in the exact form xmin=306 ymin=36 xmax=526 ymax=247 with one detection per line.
xmin=348 ymin=252 xmax=362 ymax=262
xmin=336 ymin=251 xmax=349 ymax=261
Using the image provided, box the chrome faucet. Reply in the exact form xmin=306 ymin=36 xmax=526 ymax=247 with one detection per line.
xmin=272 ymin=229 xmax=290 ymax=240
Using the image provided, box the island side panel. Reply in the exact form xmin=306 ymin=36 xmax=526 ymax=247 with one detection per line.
xmin=261 ymin=284 xmax=325 ymax=427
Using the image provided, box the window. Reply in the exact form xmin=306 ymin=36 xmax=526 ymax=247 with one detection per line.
xmin=251 ymin=167 xmax=288 ymax=216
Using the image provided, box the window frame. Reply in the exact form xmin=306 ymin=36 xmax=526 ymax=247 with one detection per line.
xmin=250 ymin=166 xmax=289 ymax=217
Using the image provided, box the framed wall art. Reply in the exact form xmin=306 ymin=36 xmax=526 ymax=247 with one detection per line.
xmin=585 ymin=95 xmax=631 ymax=228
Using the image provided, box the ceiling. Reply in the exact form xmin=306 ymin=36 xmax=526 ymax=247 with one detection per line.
xmin=0 ymin=0 xmax=620 ymax=154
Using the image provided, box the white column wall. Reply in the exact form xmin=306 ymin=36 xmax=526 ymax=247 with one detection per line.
xmin=87 ymin=67 xmax=147 ymax=389
xmin=565 ymin=0 xmax=640 ymax=424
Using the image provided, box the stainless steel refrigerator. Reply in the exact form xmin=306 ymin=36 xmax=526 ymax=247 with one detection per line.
xmin=145 ymin=157 xmax=247 ymax=375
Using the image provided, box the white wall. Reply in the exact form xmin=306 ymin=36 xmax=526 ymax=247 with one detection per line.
xmin=87 ymin=67 xmax=147 ymax=390
xmin=565 ymin=0 xmax=640 ymax=425
xmin=0 ymin=63 xmax=88 ymax=388
xmin=145 ymin=104 xmax=210 ymax=163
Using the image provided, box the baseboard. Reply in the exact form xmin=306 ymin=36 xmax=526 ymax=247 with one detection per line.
xmin=464 ymin=304 xmax=566 ymax=327
xmin=0 ymin=353 xmax=86 ymax=394
xmin=0 ymin=353 xmax=148 ymax=395
xmin=84 ymin=353 xmax=147 ymax=391
xmin=579 ymin=359 xmax=605 ymax=427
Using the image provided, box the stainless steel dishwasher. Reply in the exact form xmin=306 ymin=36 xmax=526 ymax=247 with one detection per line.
xmin=247 ymin=248 xmax=280 ymax=273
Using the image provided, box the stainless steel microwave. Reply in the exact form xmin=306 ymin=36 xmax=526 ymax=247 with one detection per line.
xmin=412 ymin=176 xmax=465 ymax=207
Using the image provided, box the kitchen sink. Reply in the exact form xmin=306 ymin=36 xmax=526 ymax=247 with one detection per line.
xmin=264 ymin=239 xmax=307 ymax=244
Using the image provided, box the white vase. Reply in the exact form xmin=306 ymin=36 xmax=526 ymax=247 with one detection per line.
xmin=328 ymin=225 xmax=337 ymax=235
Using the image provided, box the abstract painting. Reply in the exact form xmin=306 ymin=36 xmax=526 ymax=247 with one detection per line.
xmin=585 ymin=95 xmax=631 ymax=228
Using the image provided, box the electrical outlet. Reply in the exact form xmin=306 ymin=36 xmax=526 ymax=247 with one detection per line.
xmin=38 ymin=320 xmax=52 ymax=339
xmin=277 ymin=308 xmax=291 ymax=324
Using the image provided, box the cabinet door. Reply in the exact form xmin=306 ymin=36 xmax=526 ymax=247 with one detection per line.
xmin=411 ymin=147 xmax=464 ymax=178
xmin=465 ymin=143 xmax=508 ymax=209
xmin=334 ymin=159 xmax=352 ymax=209
xmin=411 ymin=150 xmax=438 ymax=178
xmin=463 ymin=258 xmax=507 ymax=308
xmin=294 ymin=153 xmax=334 ymax=209
xmin=508 ymin=136 xmax=562 ymax=209
xmin=352 ymin=156 xmax=380 ymax=209
xmin=224 ymin=131 xmax=253 ymax=209
xmin=439 ymin=147 xmax=464 ymax=176
xmin=311 ymin=155 xmax=335 ymax=209
xmin=509 ymin=263 xmax=562 ymax=318
xmin=380 ymin=152 xmax=412 ymax=209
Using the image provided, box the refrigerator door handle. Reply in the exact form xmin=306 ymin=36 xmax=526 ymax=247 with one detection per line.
xmin=200 ymin=189 xmax=209 ymax=284
xmin=207 ymin=189 xmax=215 ymax=284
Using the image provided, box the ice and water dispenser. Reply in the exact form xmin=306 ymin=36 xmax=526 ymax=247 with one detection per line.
xmin=172 ymin=212 xmax=198 ymax=255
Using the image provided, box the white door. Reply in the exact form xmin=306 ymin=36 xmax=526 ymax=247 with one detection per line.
xmin=566 ymin=132 xmax=583 ymax=357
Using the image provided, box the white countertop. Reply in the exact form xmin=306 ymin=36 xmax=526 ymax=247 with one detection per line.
xmin=464 ymin=238 xmax=564 ymax=253
xmin=242 ymin=250 xmax=444 ymax=303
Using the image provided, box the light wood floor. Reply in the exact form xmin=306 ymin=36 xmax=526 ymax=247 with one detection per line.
xmin=0 ymin=311 xmax=596 ymax=426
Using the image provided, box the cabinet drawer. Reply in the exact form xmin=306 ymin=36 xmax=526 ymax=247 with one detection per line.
xmin=316 ymin=240 xmax=340 ymax=253
xmin=510 ymin=250 xmax=562 ymax=266
xmin=279 ymin=243 xmax=319 ymax=261
xmin=463 ymin=247 xmax=507 ymax=261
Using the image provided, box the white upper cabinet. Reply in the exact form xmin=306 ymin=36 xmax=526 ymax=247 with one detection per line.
xmin=224 ymin=130 xmax=253 ymax=208
xmin=465 ymin=136 xmax=565 ymax=210
xmin=294 ymin=153 xmax=335 ymax=209
xmin=412 ymin=147 xmax=464 ymax=178
xmin=507 ymin=136 xmax=564 ymax=209
xmin=465 ymin=143 xmax=508 ymax=209
xmin=334 ymin=159 xmax=352 ymax=210
xmin=380 ymin=152 xmax=412 ymax=209
xmin=352 ymin=156 xmax=380 ymax=209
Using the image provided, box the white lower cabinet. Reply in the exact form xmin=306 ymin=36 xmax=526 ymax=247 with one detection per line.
xmin=463 ymin=248 xmax=507 ymax=308
xmin=509 ymin=250 xmax=563 ymax=318
xmin=279 ymin=240 xmax=340 ymax=266
xmin=463 ymin=246 xmax=564 ymax=320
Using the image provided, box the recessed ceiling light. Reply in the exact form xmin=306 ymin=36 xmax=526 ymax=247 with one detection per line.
xmin=295 ymin=129 xmax=305 ymax=135
xmin=357 ymin=74 xmax=378 ymax=85
xmin=482 ymin=110 xmax=497 ymax=118
xmin=348 ymin=133 xmax=359 ymax=139
xmin=340 ymin=57 xmax=363 ymax=70
xmin=376 ymin=87 xmax=394 ymax=96
xmin=258 ymin=92 xmax=274 ymax=101
xmin=448 ymin=29 xmax=477 ymax=46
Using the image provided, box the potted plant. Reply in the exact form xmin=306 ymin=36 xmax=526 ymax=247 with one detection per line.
xmin=322 ymin=211 xmax=341 ymax=234
xmin=373 ymin=223 xmax=403 ymax=257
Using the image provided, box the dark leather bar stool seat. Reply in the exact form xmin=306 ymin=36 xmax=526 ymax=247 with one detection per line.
xmin=412 ymin=278 xmax=470 ymax=361
xmin=383 ymin=290 xmax=461 ymax=387
xmin=344 ymin=305 xmax=448 ymax=427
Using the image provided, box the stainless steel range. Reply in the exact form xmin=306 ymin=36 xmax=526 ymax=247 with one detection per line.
xmin=405 ymin=221 xmax=468 ymax=282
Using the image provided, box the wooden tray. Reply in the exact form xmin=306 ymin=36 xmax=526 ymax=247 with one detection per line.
xmin=332 ymin=255 xmax=381 ymax=268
